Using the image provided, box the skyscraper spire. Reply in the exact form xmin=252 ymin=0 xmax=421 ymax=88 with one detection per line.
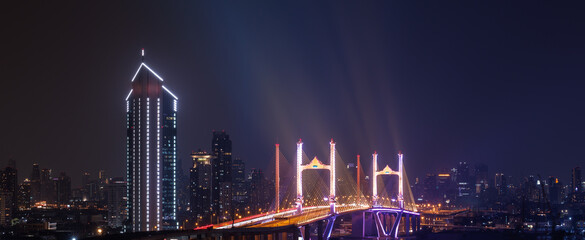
xmin=141 ymin=48 xmax=145 ymax=62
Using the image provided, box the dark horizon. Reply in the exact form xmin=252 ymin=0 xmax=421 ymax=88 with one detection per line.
xmin=2 ymin=1 xmax=585 ymax=187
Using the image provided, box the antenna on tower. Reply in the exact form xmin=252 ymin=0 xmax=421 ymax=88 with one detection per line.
xmin=141 ymin=48 xmax=145 ymax=62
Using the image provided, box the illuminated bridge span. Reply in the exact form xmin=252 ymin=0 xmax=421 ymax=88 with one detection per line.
xmin=117 ymin=139 xmax=420 ymax=240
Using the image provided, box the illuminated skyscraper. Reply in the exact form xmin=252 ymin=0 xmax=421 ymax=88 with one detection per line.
xmin=456 ymin=162 xmax=472 ymax=198
xmin=190 ymin=150 xmax=213 ymax=224
xmin=232 ymin=157 xmax=247 ymax=210
xmin=211 ymin=131 xmax=232 ymax=221
xmin=126 ymin=51 xmax=178 ymax=232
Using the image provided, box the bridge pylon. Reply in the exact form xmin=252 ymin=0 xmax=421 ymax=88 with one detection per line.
xmin=372 ymin=152 xmax=403 ymax=208
xmin=296 ymin=139 xmax=336 ymax=214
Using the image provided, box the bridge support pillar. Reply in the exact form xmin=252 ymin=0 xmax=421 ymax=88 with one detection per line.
xmin=405 ymin=214 xmax=410 ymax=236
xmin=381 ymin=213 xmax=386 ymax=233
xmin=317 ymin=221 xmax=323 ymax=240
xmin=412 ymin=215 xmax=417 ymax=233
xmin=388 ymin=213 xmax=393 ymax=234
xmin=351 ymin=212 xmax=365 ymax=238
xmin=392 ymin=211 xmax=403 ymax=238
xmin=304 ymin=225 xmax=311 ymax=240
xmin=323 ymin=216 xmax=336 ymax=240
xmin=389 ymin=213 xmax=395 ymax=234
xmin=387 ymin=213 xmax=393 ymax=234
xmin=222 ymin=233 xmax=230 ymax=240
xmin=293 ymin=228 xmax=299 ymax=240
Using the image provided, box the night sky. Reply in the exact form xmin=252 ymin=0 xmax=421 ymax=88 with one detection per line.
xmin=2 ymin=1 xmax=585 ymax=186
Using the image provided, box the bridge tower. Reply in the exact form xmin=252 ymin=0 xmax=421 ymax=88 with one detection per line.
xmin=372 ymin=152 xmax=403 ymax=208
xmin=275 ymin=143 xmax=280 ymax=213
xmin=296 ymin=139 xmax=336 ymax=214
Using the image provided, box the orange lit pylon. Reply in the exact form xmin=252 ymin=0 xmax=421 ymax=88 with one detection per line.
xmin=275 ymin=143 xmax=280 ymax=213
xmin=357 ymin=154 xmax=361 ymax=202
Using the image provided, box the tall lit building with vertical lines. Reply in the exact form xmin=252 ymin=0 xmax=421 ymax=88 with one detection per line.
xmin=125 ymin=50 xmax=178 ymax=232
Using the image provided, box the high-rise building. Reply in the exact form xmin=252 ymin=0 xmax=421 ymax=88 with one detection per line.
xmin=82 ymin=171 xmax=91 ymax=187
xmin=0 ymin=191 xmax=10 ymax=226
xmin=1 ymin=161 xmax=17 ymax=214
xmin=30 ymin=163 xmax=41 ymax=204
xmin=107 ymin=177 xmax=127 ymax=229
xmin=126 ymin=52 xmax=178 ymax=232
xmin=422 ymin=174 xmax=437 ymax=203
xmin=211 ymin=131 xmax=232 ymax=221
xmin=175 ymin=158 xmax=190 ymax=227
xmin=232 ymin=157 xmax=246 ymax=209
xmin=99 ymin=170 xmax=107 ymax=184
xmin=17 ymin=179 xmax=31 ymax=210
xmin=456 ymin=162 xmax=472 ymax=198
xmin=97 ymin=170 xmax=108 ymax=204
xmin=40 ymin=168 xmax=55 ymax=203
xmin=572 ymin=166 xmax=581 ymax=193
xmin=495 ymin=173 xmax=507 ymax=196
xmin=474 ymin=164 xmax=488 ymax=196
xmin=547 ymin=176 xmax=562 ymax=204
xmin=247 ymin=169 xmax=272 ymax=215
xmin=437 ymin=173 xmax=455 ymax=203
xmin=81 ymin=171 xmax=91 ymax=201
xmin=190 ymin=150 xmax=213 ymax=224
xmin=56 ymin=172 xmax=71 ymax=206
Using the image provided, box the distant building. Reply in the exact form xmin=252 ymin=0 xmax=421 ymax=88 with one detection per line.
xmin=1 ymin=161 xmax=18 ymax=215
xmin=495 ymin=173 xmax=507 ymax=196
xmin=422 ymin=174 xmax=437 ymax=203
xmin=572 ymin=166 xmax=581 ymax=193
xmin=247 ymin=169 xmax=272 ymax=215
xmin=211 ymin=131 xmax=232 ymax=221
xmin=0 ymin=191 xmax=11 ymax=226
xmin=175 ymin=158 xmax=191 ymax=228
xmin=456 ymin=162 xmax=472 ymax=198
xmin=547 ymin=176 xmax=562 ymax=204
xmin=125 ymin=53 xmax=179 ymax=231
xmin=98 ymin=170 xmax=108 ymax=204
xmin=107 ymin=177 xmax=127 ymax=228
xmin=190 ymin=150 xmax=213 ymax=224
xmin=474 ymin=164 xmax=488 ymax=196
xmin=56 ymin=172 xmax=71 ymax=206
xmin=30 ymin=163 xmax=41 ymax=204
xmin=17 ymin=179 xmax=31 ymax=210
xmin=522 ymin=175 xmax=540 ymax=202
xmin=82 ymin=171 xmax=91 ymax=187
xmin=40 ymin=169 xmax=55 ymax=203
xmin=98 ymin=170 xmax=107 ymax=184
xmin=232 ymin=157 xmax=247 ymax=210
xmin=437 ymin=173 xmax=455 ymax=203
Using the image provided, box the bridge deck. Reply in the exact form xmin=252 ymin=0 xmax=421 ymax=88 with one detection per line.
xmin=247 ymin=205 xmax=372 ymax=228
xmin=213 ymin=205 xmax=415 ymax=230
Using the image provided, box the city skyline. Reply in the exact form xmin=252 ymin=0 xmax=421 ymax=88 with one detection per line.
xmin=2 ymin=1 xmax=585 ymax=189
